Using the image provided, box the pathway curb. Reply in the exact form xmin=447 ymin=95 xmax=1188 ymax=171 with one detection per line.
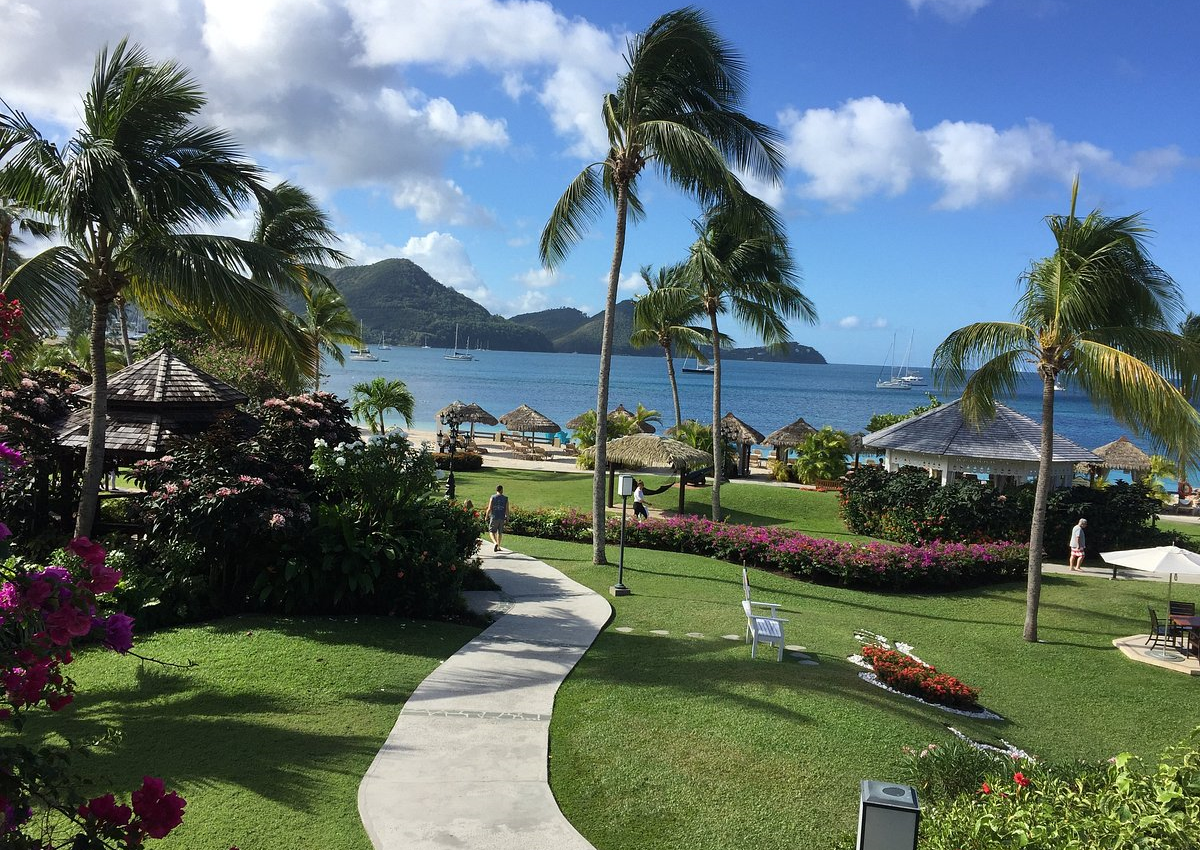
xmin=358 ymin=546 xmax=611 ymax=849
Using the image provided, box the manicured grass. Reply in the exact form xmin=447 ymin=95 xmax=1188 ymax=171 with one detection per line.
xmin=13 ymin=615 xmax=479 ymax=850
xmin=508 ymin=535 xmax=1197 ymax=850
xmin=454 ymin=467 xmax=877 ymax=541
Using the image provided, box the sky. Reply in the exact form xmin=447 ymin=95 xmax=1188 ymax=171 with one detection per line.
xmin=2 ymin=0 xmax=1198 ymax=366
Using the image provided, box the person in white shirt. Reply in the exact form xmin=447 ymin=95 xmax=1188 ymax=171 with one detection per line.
xmin=1068 ymin=518 xmax=1087 ymax=571
xmin=632 ymin=480 xmax=648 ymax=519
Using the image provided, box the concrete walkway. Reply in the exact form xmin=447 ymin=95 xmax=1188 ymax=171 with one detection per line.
xmin=358 ymin=547 xmax=611 ymax=850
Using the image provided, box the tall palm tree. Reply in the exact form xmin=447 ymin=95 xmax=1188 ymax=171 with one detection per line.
xmin=631 ymin=264 xmax=710 ymax=430
xmin=0 ymin=40 xmax=306 ymax=536
xmin=539 ymin=7 xmax=785 ymax=564
xmin=295 ymin=285 xmax=360 ymax=391
xmin=682 ymin=196 xmax=816 ymax=520
xmin=933 ymin=178 xmax=1200 ymax=642
xmin=350 ymin=377 xmax=415 ymax=434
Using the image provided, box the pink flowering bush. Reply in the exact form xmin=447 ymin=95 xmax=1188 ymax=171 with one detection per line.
xmin=504 ymin=508 xmax=1027 ymax=589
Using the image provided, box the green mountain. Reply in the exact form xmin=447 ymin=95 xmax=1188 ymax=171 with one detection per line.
xmin=323 ymin=259 xmax=555 ymax=351
xmin=722 ymin=342 xmax=826 ymax=364
xmin=544 ymin=301 xmax=640 ymax=355
xmin=508 ymin=307 xmax=591 ymax=341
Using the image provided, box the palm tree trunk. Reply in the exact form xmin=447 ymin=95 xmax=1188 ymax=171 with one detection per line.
xmin=709 ymin=308 xmax=722 ymax=521
xmin=1024 ymin=372 xmax=1058 ymax=642
xmin=664 ymin=344 xmax=682 ymax=430
xmin=75 ymin=298 xmax=112 ymax=537
xmin=593 ymin=185 xmax=631 ymax=564
xmin=116 ymin=296 xmax=133 ymax=365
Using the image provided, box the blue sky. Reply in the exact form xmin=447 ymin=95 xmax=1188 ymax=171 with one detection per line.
xmin=3 ymin=0 xmax=1198 ymax=365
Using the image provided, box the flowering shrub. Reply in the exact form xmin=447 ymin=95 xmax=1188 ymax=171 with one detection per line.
xmin=921 ymin=737 xmax=1200 ymax=849
xmin=859 ymin=644 xmax=980 ymax=709
xmin=244 ymin=391 xmax=361 ymax=484
xmin=505 ymin=508 xmax=1026 ymax=589
xmin=1 ymin=441 xmax=186 ymax=847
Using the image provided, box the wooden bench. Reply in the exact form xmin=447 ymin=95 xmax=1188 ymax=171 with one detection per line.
xmin=742 ymin=599 xmax=787 ymax=661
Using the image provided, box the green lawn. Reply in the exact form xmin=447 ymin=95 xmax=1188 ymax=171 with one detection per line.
xmin=509 ymin=535 xmax=1196 ymax=850
xmin=13 ymin=615 xmax=479 ymax=850
xmin=453 ymin=467 xmax=876 ymax=541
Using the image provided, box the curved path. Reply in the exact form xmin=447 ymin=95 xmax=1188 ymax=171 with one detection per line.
xmin=358 ymin=547 xmax=611 ymax=850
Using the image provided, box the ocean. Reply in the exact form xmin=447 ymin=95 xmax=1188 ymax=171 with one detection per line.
xmin=321 ymin=346 xmax=1164 ymax=470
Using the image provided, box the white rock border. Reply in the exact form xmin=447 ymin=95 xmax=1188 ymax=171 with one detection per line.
xmin=848 ymin=655 xmax=1003 ymax=721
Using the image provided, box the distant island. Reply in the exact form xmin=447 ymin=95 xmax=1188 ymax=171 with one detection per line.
xmin=323 ymin=259 xmax=826 ymax=364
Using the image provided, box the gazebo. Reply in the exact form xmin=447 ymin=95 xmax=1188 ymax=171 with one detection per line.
xmin=1089 ymin=435 xmax=1152 ymax=482
xmin=55 ymin=348 xmax=249 ymax=463
xmin=861 ymin=398 xmax=1098 ymax=489
xmin=585 ymin=433 xmax=711 ymax=514
xmin=499 ymin=404 xmax=561 ymax=444
xmin=762 ymin=417 xmax=818 ymax=461
xmin=721 ymin=412 xmax=764 ymax=476
xmin=436 ymin=401 xmax=498 ymax=441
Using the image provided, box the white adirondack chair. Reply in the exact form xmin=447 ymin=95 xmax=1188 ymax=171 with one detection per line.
xmin=742 ymin=599 xmax=788 ymax=661
xmin=743 ymin=568 xmax=781 ymax=617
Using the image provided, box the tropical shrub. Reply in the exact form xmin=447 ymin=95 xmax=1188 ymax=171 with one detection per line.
xmin=504 ymin=508 xmax=1026 ymax=590
xmin=433 ymin=451 xmax=484 ymax=471
xmin=920 ymin=737 xmax=1200 ymax=850
xmin=899 ymin=740 xmax=1024 ymax=804
xmin=793 ymin=426 xmax=848 ymax=484
xmin=244 ymin=391 xmax=361 ymax=486
xmin=860 ymin=644 xmax=980 ymax=709
xmin=767 ymin=457 xmax=797 ymax=483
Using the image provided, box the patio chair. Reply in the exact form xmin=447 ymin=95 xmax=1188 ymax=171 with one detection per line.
xmin=742 ymin=599 xmax=788 ymax=661
xmin=1170 ymin=601 xmax=1196 ymax=651
xmin=1147 ymin=607 xmax=1179 ymax=652
xmin=742 ymin=568 xmax=781 ymax=618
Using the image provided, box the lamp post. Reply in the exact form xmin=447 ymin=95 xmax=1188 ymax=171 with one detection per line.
xmin=857 ymin=781 xmax=920 ymax=850
xmin=441 ymin=409 xmax=462 ymax=500
xmin=611 ymin=473 xmax=634 ymax=597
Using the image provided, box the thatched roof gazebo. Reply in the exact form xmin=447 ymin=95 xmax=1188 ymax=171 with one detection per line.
xmin=721 ymin=412 xmax=763 ymax=476
xmin=499 ymin=404 xmax=560 ymax=443
xmin=763 ymin=417 xmax=818 ymax=461
xmin=585 ymin=433 xmax=711 ymax=514
xmin=436 ymin=401 xmax=498 ymax=440
xmin=1091 ymin=436 xmax=1152 ymax=481
xmin=55 ymin=348 xmax=249 ymax=462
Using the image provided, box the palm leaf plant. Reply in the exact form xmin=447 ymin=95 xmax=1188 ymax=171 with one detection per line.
xmin=0 ymin=40 xmax=313 ymax=535
xmin=538 ymin=7 xmax=785 ymax=563
xmin=933 ymin=177 xmax=1200 ymax=642
xmin=350 ymin=377 xmax=415 ymax=435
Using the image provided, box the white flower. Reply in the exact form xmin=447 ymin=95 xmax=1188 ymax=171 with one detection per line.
xmin=334 ymin=456 xmax=346 ymax=466
xmin=308 ymin=463 xmax=318 ymax=470
xmin=313 ymin=438 xmax=327 ymax=448
xmin=334 ymin=443 xmax=345 ymax=452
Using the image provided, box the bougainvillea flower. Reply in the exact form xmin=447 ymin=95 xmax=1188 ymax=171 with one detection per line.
xmin=79 ymin=793 xmax=133 ymax=826
xmin=86 ymin=563 xmax=122 ymax=594
xmin=102 ymin=613 xmax=135 ymax=654
xmin=66 ymin=537 xmax=106 ymax=568
xmin=131 ymin=776 xmax=186 ymax=839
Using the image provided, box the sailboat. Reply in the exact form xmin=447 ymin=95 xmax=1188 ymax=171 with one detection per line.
xmin=444 ymin=324 xmax=474 ymax=361
xmin=378 ymin=332 xmax=391 ymax=351
xmin=349 ymin=321 xmax=379 ymax=362
xmin=896 ymin=331 xmax=925 ymax=385
xmin=875 ymin=333 xmax=911 ymax=389
xmin=681 ymin=355 xmax=714 ymax=374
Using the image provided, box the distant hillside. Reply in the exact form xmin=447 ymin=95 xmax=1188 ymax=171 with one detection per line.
xmin=509 ymin=307 xmax=590 ymax=341
xmin=322 ymin=259 xmax=555 ymax=352
xmin=551 ymin=300 xmax=640 ymax=355
xmin=723 ymin=342 xmax=826 ymax=364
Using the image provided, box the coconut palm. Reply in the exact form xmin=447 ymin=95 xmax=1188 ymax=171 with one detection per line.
xmin=294 ymin=285 xmax=360 ymax=391
xmin=681 ymin=195 xmax=816 ymax=520
xmin=631 ymin=264 xmax=711 ymax=430
xmin=0 ymin=40 xmax=307 ymax=535
xmin=933 ymin=178 xmax=1200 ymax=642
xmin=539 ymin=7 xmax=785 ymax=564
xmin=350 ymin=377 xmax=415 ymax=434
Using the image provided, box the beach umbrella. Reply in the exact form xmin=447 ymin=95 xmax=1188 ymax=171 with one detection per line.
xmin=1091 ymin=436 xmax=1152 ymax=482
xmin=584 ymin=433 xmax=711 ymax=514
xmin=436 ymin=400 xmax=498 ymax=440
xmin=763 ymin=417 xmax=818 ymax=461
xmin=499 ymin=404 xmax=560 ymax=444
xmin=1100 ymin=545 xmax=1200 ymax=608
xmin=721 ymin=412 xmax=763 ymax=476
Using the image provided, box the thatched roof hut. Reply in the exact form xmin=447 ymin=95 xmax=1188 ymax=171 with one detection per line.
xmin=499 ymin=404 xmax=560 ymax=437
xmin=1091 ymin=435 xmax=1152 ymax=479
xmin=585 ymin=433 xmax=711 ymax=514
xmin=721 ymin=412 xmax=763 ymax=476
xmin=436 ymin=401 xmax=497 ymax=439
xmin=763 ymin=417 xmax=818 ymax=460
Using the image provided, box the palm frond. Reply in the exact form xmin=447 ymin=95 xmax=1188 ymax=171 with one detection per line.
xmin=539 ymin=165 xmax=607 ymax=269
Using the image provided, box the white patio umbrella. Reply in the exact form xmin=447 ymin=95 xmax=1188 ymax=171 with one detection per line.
xmin=1099 ymin=545 xmax=1200 ymax=608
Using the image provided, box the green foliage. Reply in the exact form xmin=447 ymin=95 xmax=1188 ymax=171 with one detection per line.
xmin=899 ymin=741 xmax=1020 ymax=805
xmin=136 ymin=317 xmax=293 ymax=400
xmin=432 ymin=451 xmax=484 ymax=471
xmin=1042 ymin=482 xmax=1172 ymax=557
xmin=350 ymin=377 xmax=415 ymax=433
xmin=921 ymin=736 xmax=1200 ymax=850
xmin=794 ymin=426 xmax=849 ymax=484
xmin=768 ymin=457 xmax=797 ymax=483
xmin=867 ymin=393 xmax=941 ymax=433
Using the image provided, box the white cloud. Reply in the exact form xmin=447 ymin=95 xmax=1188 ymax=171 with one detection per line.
xmin=838 ymin=316 xmax=861 ymax=329
xmin=391 ymin=177 xmax=494 ymax=226
xmin=906 ymin=0 xmax=990 ymax=20
xmin=781 ymin=96 xmax=1184 ymax=210
xmin=872 ymin=317 xmax=889 ymax=329
xmin=516 ymin=268 xmax=561 ymax=289
xmin=617 ymin=271 xmax=646 ymax=293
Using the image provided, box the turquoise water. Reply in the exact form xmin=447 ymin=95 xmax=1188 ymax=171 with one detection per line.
xmin=322 ymin=347 xmax=1161 ymax=467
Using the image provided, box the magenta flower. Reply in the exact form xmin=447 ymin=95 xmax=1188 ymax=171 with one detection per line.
xmin=102 ymin=612 xmax=135 ymax=654
xmin=131 ymin=776 xmax=185 ymax=838
xmin=65 ymin=537 xmax=106 ymax=569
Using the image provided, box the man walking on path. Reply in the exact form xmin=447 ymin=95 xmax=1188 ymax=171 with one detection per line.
xmin=1069 ymin=518 xmax=1088 ymax=571
xmin=486 ymin=485 xmax=509 ymax=552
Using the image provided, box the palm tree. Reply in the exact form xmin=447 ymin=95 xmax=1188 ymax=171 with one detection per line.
xmin=629 ymin=402 xmax=663 ymax=433
xmin=0 ymin=40 xmax=306 ymax=535
xmin=539 ymin=7 xmax=785 ymax=564
xmin=933 ymin=178 xmax=1200 ymax=642
xmin=681 ymin=196 xmax=816 ymax=520
xmin=350 ymin=377 xmax=415 ymax=434
xmin=295 ymin=285 xmax=360 ymax=391
xmin=631 ymin=264 xmax=710 ymax=430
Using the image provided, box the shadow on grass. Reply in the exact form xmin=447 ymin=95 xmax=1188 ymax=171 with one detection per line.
xmin=194 ymin=614 xmax=480 ymax=658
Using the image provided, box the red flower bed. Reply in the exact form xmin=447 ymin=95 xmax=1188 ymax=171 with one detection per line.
xmin=860 ymin=645 xmax=980 ymax=710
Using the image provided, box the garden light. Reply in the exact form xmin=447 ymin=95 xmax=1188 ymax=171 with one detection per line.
xmin=611 ymin=473 xmax=634 ymax=597
xmin=857 ymin=780 xmax=920 ymax=850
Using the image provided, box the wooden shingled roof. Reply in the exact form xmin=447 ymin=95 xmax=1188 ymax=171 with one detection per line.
xmin=74 ymin=348 xmax=247 ymax=408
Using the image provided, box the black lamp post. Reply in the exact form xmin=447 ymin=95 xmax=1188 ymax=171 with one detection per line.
xmin=441 ymin=409 xmax=463 ymax=500
xmin=611 ymin=473 xmax=634 ymax=597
